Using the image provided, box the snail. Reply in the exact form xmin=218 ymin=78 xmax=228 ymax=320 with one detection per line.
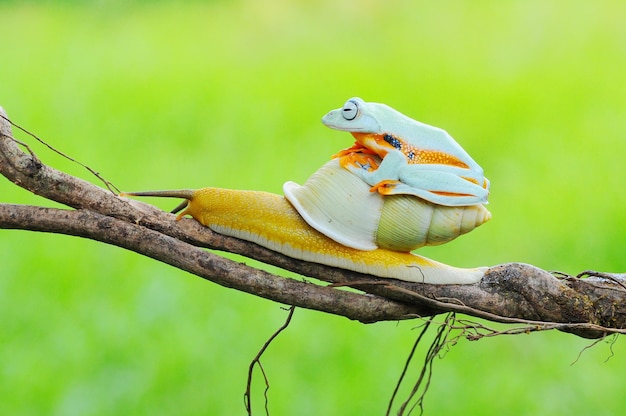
xmin=122 ymin=98 xmax=491 ymax=284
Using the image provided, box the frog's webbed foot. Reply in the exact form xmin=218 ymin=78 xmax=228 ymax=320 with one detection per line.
xmin=336 ymin=151 xmax=380 ymax=172
xmin=369 ymin=179 xmax=402 ymax=195
xmin=332 ymin=142 xmax=377 ymax=159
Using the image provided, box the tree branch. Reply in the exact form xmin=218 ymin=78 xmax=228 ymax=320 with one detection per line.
xmin=2 ymin=106 xmax=625 ymax=338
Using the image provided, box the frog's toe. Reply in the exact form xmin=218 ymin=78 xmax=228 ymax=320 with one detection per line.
xmin=370 ymin=180 xmax=401 ymax=195
xmin=338 ymin=152 xmax=380 ymax=172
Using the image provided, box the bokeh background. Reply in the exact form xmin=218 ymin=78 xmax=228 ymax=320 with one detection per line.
xmin=1 ymin=1 xmax=625 ymax=414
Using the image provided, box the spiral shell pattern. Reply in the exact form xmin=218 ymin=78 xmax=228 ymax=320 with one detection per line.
xmin=283 ymin=158 xmax=491 ymax=252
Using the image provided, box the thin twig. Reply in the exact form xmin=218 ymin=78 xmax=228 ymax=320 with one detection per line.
xmin=244 ymin=306 xmax=296 ymax=416
xmin=576 ymin=271 xmax=626 ymax=291
xmin=570 ymin=337 xmax=607 ymax=366
xmin=604 ymin=334 xmax=618 ymax=363
xmin=0 ymin=113 xmax=120 ymax=194
xmin=401 ymin=313 xmax=456 ymax=416
xmin=387 ymin=320 xmax=432 ymax=416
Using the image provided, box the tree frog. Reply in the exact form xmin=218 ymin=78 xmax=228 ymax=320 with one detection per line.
xmin=322 ymin=97 xmax=489 ymax=207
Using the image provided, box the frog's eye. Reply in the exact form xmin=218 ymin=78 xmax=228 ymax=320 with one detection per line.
xmin=342 ymin=100 xmax=359 ymax=121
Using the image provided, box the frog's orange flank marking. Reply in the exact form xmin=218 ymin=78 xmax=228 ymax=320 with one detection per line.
xmin=351 ymin=132 xmax=470 ymax=168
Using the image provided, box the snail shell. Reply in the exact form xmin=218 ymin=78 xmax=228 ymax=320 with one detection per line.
xmin=283 ymin=157 xmax=491 ymax=252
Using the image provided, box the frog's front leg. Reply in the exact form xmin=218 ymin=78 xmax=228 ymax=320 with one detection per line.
xmin=345 ymin=150 xmax=405 ymax=186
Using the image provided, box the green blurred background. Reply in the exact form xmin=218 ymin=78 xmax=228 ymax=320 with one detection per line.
xmin=1 ymin=0 xmax=625 ymax=414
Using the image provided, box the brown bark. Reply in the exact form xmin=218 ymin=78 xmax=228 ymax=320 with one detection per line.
xmin=2 ymin=107 xmax=625 ymax=339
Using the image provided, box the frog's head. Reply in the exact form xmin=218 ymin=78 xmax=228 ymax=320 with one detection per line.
xmin=322 ymin=97 xmax=383 ymax=133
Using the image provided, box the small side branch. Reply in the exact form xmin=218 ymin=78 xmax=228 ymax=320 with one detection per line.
xmin=244 ymin=306 xmax=296 ymax=416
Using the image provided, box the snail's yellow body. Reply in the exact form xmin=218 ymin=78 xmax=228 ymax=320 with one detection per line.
xmin=123 ymin=98 xmax=492 ymax=284
xmin=125 ymin=186 xmax=487 ymax=284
